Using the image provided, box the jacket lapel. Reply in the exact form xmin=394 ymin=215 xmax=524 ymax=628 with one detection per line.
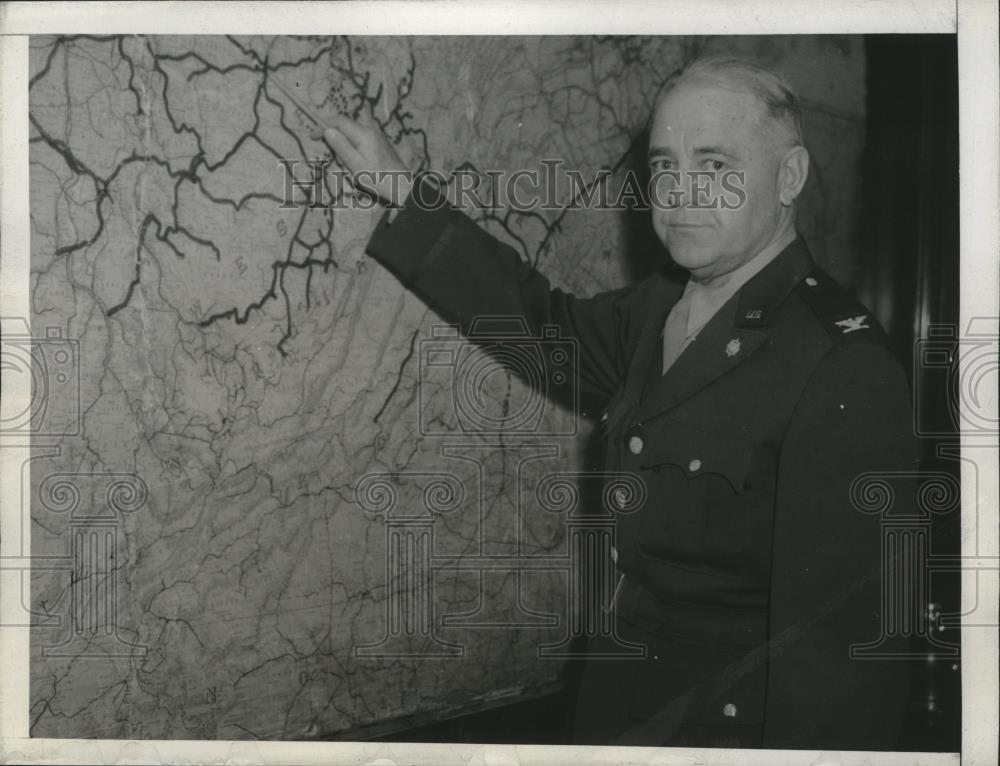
xmin=635 ymin=236 xmax=816 ymax=422
xmin=602 ymin=274 xmax=680 ymax=436
xmin=638 ymin=299 xmax=767 ymax=418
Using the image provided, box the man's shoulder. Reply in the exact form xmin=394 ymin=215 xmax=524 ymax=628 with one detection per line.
xmin=580 ymin=267 xmax=684 ymax=317
xmin=774 ymin=267 xmax=912 ymax=405
xmin=757 ymin=265 xmax=911 ymax=401
xmin=783 ymin=267 xmax=891 ymax=350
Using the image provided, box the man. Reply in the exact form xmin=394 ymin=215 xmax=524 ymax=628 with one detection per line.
xmin=324 ymin=57 xmax=917 ymax=750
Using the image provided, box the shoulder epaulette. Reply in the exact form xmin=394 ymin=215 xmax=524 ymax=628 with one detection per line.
xmin=796 ymin=269 xmax=887 ymax=343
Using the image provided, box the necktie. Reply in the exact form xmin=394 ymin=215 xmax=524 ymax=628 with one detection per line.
xmin=661 ymin=291 xmax=694 ymax=375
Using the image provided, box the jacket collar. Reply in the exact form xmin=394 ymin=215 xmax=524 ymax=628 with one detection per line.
xmin=623 ymin=235 xmax=816 ymax=423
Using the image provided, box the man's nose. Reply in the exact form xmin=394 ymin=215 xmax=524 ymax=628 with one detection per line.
xmin=650 ymin=172 xmax=685 ymax=210
xmin=681 ymin=170 xmax=724 ymax=211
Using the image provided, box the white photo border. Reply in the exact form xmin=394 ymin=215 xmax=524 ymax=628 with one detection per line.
xmin=1 ymin=2 xmax=995 ymax=764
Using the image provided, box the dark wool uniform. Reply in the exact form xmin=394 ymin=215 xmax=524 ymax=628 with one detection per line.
xmin=365 ymin=179 xmax=918 ymax=750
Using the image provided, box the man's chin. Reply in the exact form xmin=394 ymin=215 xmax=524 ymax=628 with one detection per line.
xmin=666 ymin=246 xmax=720 ymax=274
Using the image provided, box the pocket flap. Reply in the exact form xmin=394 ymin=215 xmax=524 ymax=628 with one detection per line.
xmin=638 ymin=421 xmax=755 ymax=492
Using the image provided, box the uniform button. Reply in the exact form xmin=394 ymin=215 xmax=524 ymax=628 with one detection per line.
xmin=628 ymin=435 xmax=644 ymax=455
xmin=723 ymin=703 xmax=738 ymax=718
xmin=610 ymin=544 xmax=619 ymax=564
xmin=688 ymin=458 xmax=702 ymax=472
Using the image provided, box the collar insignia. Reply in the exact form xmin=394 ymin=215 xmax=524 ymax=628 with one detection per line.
xmin=725 ymin=338 xmax=742 ymax=357
xmin=835 ymin=314 xmax=870 ymax=334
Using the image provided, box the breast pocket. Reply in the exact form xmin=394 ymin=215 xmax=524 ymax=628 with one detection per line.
xmin=635 ymin=421 xmax=762 ymax=579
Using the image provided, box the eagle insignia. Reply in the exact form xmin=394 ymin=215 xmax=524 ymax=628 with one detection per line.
xmin=835 ymin=315 xmax=871 ymax=334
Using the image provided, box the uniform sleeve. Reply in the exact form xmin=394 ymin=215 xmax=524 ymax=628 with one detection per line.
xmin=762 ymin=339 xmax=918 ymax=750
xmin=365 ymin=178 xmax=639 ymax=413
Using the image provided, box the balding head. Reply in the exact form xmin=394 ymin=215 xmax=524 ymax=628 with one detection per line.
xmin=656 ymin=57 xmax=804 ymax=150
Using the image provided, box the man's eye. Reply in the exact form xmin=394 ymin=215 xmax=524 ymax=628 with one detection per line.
xmin=703 ymin=159 xmax=726 ymax=172
xmin=651 ymin=159 xmax=674 ymax=172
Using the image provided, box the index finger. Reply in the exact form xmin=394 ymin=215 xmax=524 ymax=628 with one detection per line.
xmin=323 ymin=128 xmax=365 ymax=170
xmin=328 ymin=114 xmax=368 ymax=148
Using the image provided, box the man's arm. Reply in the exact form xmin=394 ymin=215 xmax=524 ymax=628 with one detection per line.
xmin=364 ymin=176 xmax=638 ymax=410
xmin=763 ymin=339 xmax=918 ymax=750
xmin=320 ymin=115 xmax=646 ymax=413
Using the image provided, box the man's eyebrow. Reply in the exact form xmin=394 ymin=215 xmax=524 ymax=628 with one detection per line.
xmin=693 ymin=146 xmax=743 ymax=159
xmin=647 ymin=145 xmax=746 ymax=160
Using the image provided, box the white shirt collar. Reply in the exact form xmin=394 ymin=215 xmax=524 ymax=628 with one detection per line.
xmin=680 ymin=228 xmax=798 ymax=339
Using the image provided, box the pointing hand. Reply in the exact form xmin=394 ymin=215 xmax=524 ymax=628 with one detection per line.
xmin=321 ymin=110 xmax=413 ymax=207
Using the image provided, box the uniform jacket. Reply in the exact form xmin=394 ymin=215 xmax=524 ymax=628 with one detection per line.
xmin=365 ymin=180 xmax=918 ymax=750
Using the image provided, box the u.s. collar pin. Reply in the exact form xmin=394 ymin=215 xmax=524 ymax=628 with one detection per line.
xmin=725 ymin=338 xmax=742 ymax=357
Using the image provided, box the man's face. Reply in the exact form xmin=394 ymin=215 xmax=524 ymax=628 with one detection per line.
xmin=648 ymin=80 xmax=789 ymax=281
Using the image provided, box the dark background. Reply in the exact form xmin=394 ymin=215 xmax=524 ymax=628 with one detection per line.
xmin=366 ymin=34 xmax=962 ymax=751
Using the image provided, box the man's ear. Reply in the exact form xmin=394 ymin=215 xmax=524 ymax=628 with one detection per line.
xmin=778 ymin=145 xmax=809 ymax=206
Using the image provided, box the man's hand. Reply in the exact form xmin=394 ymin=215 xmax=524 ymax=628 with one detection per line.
xmin=321 ymin=111 xmax=413 ymax=207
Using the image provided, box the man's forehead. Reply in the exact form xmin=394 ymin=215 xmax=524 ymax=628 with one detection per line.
xmin=651 ymin=82 xmax=771 ymax=146
xmin=655 ymin=82 xmax=765 ymax=123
